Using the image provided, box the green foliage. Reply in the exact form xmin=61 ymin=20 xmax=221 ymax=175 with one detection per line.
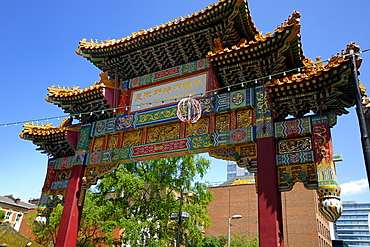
xmin=200 ymin=236 xmax=227 ymax=247
xmin=230 ymin=233 xmax=258 ymax=247
xmin=27 ymin=204 xmax=63 ymax=247
xmin=28 ymin=155 xmax=213 ymax=246
xmin=0 ymin=209 xmax=5 ymax=222
xmin=28 ymin=192 xmax=116 ymax=247
xmin=95 ymin=154 xmax=213 ymax=246
xmin=200 ymin=233 xmax=258 ymax=247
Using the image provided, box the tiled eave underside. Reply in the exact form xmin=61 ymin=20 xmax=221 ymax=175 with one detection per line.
xmin=21 ymin=132 xmax=75 ymax=158
xmin=267 ymin=61 xmax=355 ymax=119
xmin=47 ymin=88 xmax=115 ymax=123
xmin=210 ymin=25 xmax=303 ymax=87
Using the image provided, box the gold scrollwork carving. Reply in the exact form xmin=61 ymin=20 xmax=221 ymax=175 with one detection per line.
xmin=92 ymin=136 xmax=105 ymax=152
xmin=186 ymin=118 xmax=209 ymax=137
xmin=237 ymin=110 xmax=252 ymax=128
xmin=56 ymin=170 xmax=71 ymax=181
xmin=256 ymin=90 xmax=269 ymax=115
xmin=123 ymin=131 xmax=142 ymax=147
xmin=239 ymin=143 xmax=257 ymax=159
xmin=147 ymin=124 xmax=180 ymax=143
xmin=278 ymin=137 xmax=311 ymax=154
xmin=216 ymin=114 xmax=230 ymax=132
xmin=107 ymin=134 xmax=119 ymax=150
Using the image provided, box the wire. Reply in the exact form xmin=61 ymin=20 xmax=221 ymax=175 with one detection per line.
xmin=1 ymin=48 xmax=368 ymax=128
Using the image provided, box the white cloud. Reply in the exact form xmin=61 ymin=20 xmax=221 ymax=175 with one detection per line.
xmin=340 ymin=179 xmax=369 ymax=195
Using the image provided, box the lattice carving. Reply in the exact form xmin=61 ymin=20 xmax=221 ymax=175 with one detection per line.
xmin=239 ymin=143 xmax=257 ymax=159
xmin=237 ymin=109 xmax=253 ymax=128
xmin=147 ymin=124 xmax=180 ymax=143
xmin=216 ymin=114 xmax=230 ymax=132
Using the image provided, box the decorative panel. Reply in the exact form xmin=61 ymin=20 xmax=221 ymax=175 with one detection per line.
xmin=255 ymin=86 xmax=273 ymax=138
xmin=278 ymin=163 xmax=317 ymax=191
xmin=216 ymin=114 xmax=230 ymax=132
xmin=274 ymin=117 xmax=311 ymax=139
xmin=135 ymin=105 xmax=178 ymax=128
xmin=276 ymin=150 xmax=315 ymax=166
xmin=278 ymin=137 xmax=312 ymax=154
xmin=91 ymin=119 xmax=115 ymax=137
xmin=43 ymin=160 xmax=57 ymax=193
xmin=230 ymin=89 xmax=249 ymax=110
xmin=111 ymin=148 xmax=131 ymax=163
xmin=230 ymin=128 xmax=254 ymax=144
xmin=116 ymin=114 xmax=135 ymax=131
xmin=186 ymin=118 xmax=209 ymax=137
xmin=54 ymin=156 xmax=74 ymax=170
xmin=147 ymin=124 xmax=180 ymax=143
xmin=56 ymin=170 xmax=72 ymax=181
xmin=215 ymin=93 xmax=230 ymax=112
xmin=128 ymin=59 xmax=209 ymax=89
xmin=123 ymin=131 xmax=142 ymax=147
xmin=132 ymin=139 xmax=189 ymax=158
xmin=76 ymin=124 xmax=91 ymax=152
xmin=239 ymin=143 xmax=257 ymax=159
xmin=237 ymin=109 xmax=253 ymax=128
xmin=107 ymin=134 xmax=119 ymax=150
xmin=91 ymin=136 xmax=105 ymax=152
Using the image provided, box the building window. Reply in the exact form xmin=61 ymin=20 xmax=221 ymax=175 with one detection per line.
xmin=5 ymin=211 xmax=12 ymax=220
xmin=15 ymin=213 xmax=22 ymax=223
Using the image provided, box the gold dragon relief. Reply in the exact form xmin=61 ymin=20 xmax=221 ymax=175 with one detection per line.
xmin=255 ymin=89 xmax=269 ymax=115
xmin=107 ymin=134 xmax=119 ymax=150
xmin=278 ymin=137 xmax=312 ymax=154
xmin=91 ymin=136 xmax=105 ymax=152
xmin=147 ymin=124 xmax=180 ymax=143
xmin=123 ymin=130 xmax=142 ymax=147
xmin=237 ymin=109 xmax=253 ymax=128
xmin=186 ymin=118 xmax=209 ymax=137
xmin=56 ymin=170 xmax=72 ymax=181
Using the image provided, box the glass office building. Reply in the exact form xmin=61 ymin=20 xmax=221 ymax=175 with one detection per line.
xmin=334 ymin=201 xmax=370 ymax=246
xmin=226 ymin=161 xmax=252 ymax=180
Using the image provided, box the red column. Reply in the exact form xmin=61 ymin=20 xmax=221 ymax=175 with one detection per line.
xmin=257 ymin=136 xmax=284 ymax=247
xmin=55 ymin=164 xmax=85 ymax=247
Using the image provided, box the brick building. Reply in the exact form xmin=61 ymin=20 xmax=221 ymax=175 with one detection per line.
xmin=205 ymin=176 xmax=332 ymax=247
xmin=0 ymin=195 xmax=37 ymax=231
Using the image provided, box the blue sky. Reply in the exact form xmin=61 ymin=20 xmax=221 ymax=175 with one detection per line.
xmin=0 ymin=0 xmax=369 ymax=203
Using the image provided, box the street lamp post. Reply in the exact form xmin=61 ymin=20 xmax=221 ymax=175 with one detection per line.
xmin=227 ymin=214 xmax=242 ymax=247
xmin=175 ymin=190 xmax=194 ymax=247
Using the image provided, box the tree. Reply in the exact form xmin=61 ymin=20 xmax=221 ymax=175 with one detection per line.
xmin=27 ymin=204 xmax=63 ymax=247
xmin=200 ymin=236 xmax=227 ymax=247
xmin=27 ymin=155 xmax=213 ymax=246
xmin=27 ymin=192 xmax=116 ymax=247
xmin=0 ymin=209 xmax=5 ymax=223
xmin=94 ymin=154 xmax=213 ymax=246
xmin=230 ymin=233 xmax=258 ymax=247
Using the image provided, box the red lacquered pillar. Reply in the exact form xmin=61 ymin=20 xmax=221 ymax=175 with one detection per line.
xmin=255 ymin=85 xmax=284 ymax=247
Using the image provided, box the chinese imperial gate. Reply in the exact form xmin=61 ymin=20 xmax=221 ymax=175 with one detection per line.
xmin=20 ymin=0 xmax=363 ymax=246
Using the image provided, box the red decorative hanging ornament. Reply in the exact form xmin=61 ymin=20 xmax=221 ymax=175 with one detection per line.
xmin=177 ymin=97 xmax=202 ymax=123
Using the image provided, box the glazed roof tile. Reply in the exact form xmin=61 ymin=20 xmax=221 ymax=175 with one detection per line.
xmin=20 ymin=118 xmax=78 ymax=139
xmin=208 ymin=10 xmax=301 ymax=57
xmin=266 ymin=43 xmax=363 ymax=89
xmin=76 ymin=0 xmax=258 ymax=56
xmin=46 ymin=72 xmax=116 ymax=101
